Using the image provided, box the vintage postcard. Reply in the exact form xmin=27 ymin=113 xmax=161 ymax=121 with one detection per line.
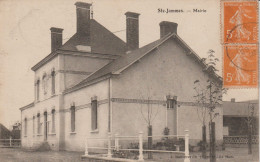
xmin=0 ymin=0 xmax=258 ymax=162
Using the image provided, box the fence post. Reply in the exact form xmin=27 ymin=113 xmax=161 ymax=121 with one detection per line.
xmin=107 ymin=132 xmax=112 ymax=158
xmin=138 ymin=131 xmax=144 ymax=161
xmin=84 ymin=137 xmax=88 ymax=156
xmin=9 ymin=137 xmax=12 ymax=147
xmin=184 ymin=130 xmax=190 ymax=162
xmin=115 ymin=133 xmax=119 ymax=151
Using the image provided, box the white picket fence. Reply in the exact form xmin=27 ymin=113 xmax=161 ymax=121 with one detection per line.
xmin=84 ymin=130 xmax=190 ymax=162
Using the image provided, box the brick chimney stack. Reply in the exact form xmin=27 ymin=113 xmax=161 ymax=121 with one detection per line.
xmin=125 ymin=12 xmax=140 ymax=51
xmin=75 ymin=2 xmax=92 ymax=35
xmin=50 ymin=27 xmax=63 ymax=52
xmin=159 ymin=21 xmax=178 ymax=38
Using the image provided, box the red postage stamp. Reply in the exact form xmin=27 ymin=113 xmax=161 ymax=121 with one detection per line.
xmin=222 ymin=1 xmax=258 ymax=44
xmin=223 ymin=45 xmax=258 ymax=87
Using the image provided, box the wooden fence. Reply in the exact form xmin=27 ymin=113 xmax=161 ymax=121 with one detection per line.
xmin=0 ymin=138 xmax=21 ymax=148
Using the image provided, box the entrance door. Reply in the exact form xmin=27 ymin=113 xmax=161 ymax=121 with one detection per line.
xmin=44 ymin=112 xmax=48 ymax=141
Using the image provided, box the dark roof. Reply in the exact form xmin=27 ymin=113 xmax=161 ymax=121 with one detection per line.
xmin=65 ymin=33 xmax=222 ymax=93
xmin=223 ymin=100 xmax=259 ymax=116
xmin=32 ymin=19 xmax=126 ymax=71
xmin=60 ymin=19 xmax=126 ymax=55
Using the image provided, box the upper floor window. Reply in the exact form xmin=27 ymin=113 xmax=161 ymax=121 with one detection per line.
xmin=36 ymin=80 xmax=40 ymax=101
xmin=91 ymin=97 xmax=98 ymax=130
xmin=71 ymin=105 xmax=76 ymax=132
xmin=42 ymin=73 xmax=47 ymax=95
xmin=51 ymin=109 xmax=56 ymax=133
xmin=51 ymin=69 xmax=55 ymax=95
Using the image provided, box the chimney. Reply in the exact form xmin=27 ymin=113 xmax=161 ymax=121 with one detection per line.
xmin=75 ymin=2 xmax=91 ymax=34
xmin=50 ymin=27 xmax=63 ymax=52
xmin=159 ymin=21 xmax=178 ymax=38
xmin=125 ymin=12 xmax=140 ymax=51
xmin=231 ymin=98 xmax=235 ymax=102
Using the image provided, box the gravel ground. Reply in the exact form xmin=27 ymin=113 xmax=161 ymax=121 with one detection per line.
xmin=0 ymin=147 xmax=258 ymax=162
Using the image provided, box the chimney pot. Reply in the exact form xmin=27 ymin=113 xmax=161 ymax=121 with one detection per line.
xmin=50 ymin=27 xmax=63 ymax=52
xmin=75 ymin=2 xmax=92 ymax=34
xmin=159 ymin=21 xmax=178 ymax=38
xmin=125 ymin=11 xmax=140 ymax=51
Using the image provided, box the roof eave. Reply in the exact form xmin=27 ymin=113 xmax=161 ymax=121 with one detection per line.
xmin=31 ymin=51 xmax=58 ymax=71
xmin=19 ymin=102 xmax=34 ymax=111
xmin=64 ymin=73 xmax=112 ymax=94
xmin=174 ymin=34 xmax=222 ymax=83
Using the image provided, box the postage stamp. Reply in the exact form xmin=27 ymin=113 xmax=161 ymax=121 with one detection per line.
xmin=222 ymin=1 xmax=258 ymax=44
xmin=223 ymin=45 xmax=258 ymax=87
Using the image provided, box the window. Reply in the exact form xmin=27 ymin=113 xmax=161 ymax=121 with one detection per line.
xmin=51 ymin=109 xmax=55 ymax=133
xmin=24 ymin=118 xmax=27 ymax=136
xmin=36 ymin=80 xmax=40 ymax=101
xmin=166 ymin=95 xmax=177 ymax=109
xmin=91 ymin=98 xmax=98 ymax=130
xmin=42 ymin=74 xmax=47 ymax=95
xmin=37 ymin=113 xmax=41 ymax=134
xmin=33 ymin=116 xmax=35 ymax=135
xmin=51 ymin=70 xmax=55 ymax=95
xmin=71 ymin=106 xmax=76 ymax=132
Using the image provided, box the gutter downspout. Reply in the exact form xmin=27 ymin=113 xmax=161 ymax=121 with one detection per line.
xmin=108 ymin=78 xmax=113 ymax=133
xmin=20 ymin=110 xmax=22 ymax=147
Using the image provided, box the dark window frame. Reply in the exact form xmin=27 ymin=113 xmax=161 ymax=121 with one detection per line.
xmin=37 ymin=113 xmax=41 ymax=134
xmin=71 ymin=106 xmax=76 ymax=132
xmin=24 ymin=118 xmax=27 ymax=136
xmin=51 ymin=109 xmax=56 ymax=133
xmin=91 ymin=99 xmax=98 ymax=130
xmin=36 ymin=80 xmax=40 ymax=101
xmin=51 ymin=70 xmax=55 ymax=95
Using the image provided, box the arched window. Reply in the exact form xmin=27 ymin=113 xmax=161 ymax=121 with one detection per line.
xmin=37 ymin=113 xmax=41 ymax=134
xmin=24 ymin=118 xmax=27 ymax=136
xmin=71 ymin=106 xmax=76 ymax=132
xmin=51 ymin=109 xmax=56 ymax=133
xmin=36 ymin=80 xmax=40 ymax=101
xmin=51 ymin=70 xmax=55 ymax=95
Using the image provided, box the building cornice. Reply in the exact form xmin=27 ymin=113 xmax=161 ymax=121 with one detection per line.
xmin=19 ymin=102 xmax=34 ymax=111
xmin=31 ymin=49 xmax=120 ymax=72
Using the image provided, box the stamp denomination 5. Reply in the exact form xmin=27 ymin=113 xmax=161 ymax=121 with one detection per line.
xmin=223 ymin=45 xmax=258 ymax=87
xmin=223 ymin=1 xmax=258 ymax=44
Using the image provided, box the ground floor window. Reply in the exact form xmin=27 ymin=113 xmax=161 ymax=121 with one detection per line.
xmin=24 ymin=118 xmax=27 ymax=136
xmin=91 ymin=98 xmax=98 ymax=130
xmin=52 ymin=109 xmax=55 ymax=133
xmin=71 ymin=106 xmax=76 ymax=132
xmin=37 ymin=113 xmax=41 ymax=134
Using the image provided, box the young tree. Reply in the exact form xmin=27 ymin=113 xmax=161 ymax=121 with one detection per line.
xmin=194 ymin=49 xmax=227 ymax=162
xmin=139 ymin=96 xmax=160 ymax=159
xmin=244 ymin=103 xmax=255 ymax=154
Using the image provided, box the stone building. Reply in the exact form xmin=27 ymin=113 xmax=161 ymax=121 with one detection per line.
xmin=20 ymin=2 xmax=223 ymax=151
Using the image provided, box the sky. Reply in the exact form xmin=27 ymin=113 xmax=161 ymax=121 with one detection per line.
xmin=0 ymin=0 xmax=258 ymax=129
